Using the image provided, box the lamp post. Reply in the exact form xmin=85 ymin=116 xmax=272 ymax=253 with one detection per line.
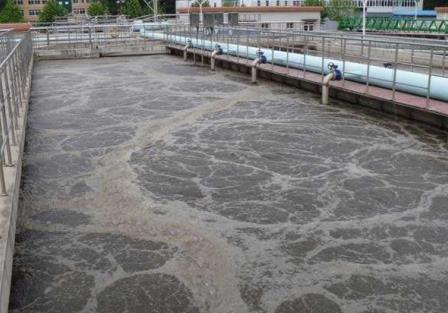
xmin=362 ymin=0 xmax=367 ymax=37
xmin=194 ymin=0 xmax=208 ymax=25
xmin=199 ymin=1 xmax=203 ymax=24
xmin=414 ymin=0 xmax=420 ymax=20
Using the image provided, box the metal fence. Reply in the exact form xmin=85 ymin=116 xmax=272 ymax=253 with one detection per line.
xmin=0 ymin=31 xmax=33 ymax=196
xmin=31 ymin=24 xmax=167 ymax=54
xmin=0 ymin=31 xmax=21 ymax=63
xmin=157 ymin=24 xmax=448 ymax=104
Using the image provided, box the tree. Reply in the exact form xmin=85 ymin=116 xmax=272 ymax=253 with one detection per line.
xmin=222 ymin=0 xmax=237 ymax=7
xmin=39 ymin=0 xmax=67 ymax=23
xmin=191 ymin=0 xmax=210 ymax=7
xmin=102 ymin=0 xmax=119 ymax=15
xmin=0 ymin=0 xmax=25 ymax=23
xmin=88 ymin=1 xmax=107 ymax=16
xmin=303 ymin=0 xmax=327 ymax=19
xmin=326 ymin=0 xmax=355 ymax=21
xmin=121 ymin=0 xmax=144 ymax=18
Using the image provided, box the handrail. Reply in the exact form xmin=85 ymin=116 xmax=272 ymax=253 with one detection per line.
xmin=0 ymin=31 xmax=33 ymax=196
xmin=150 ymin=24 xmax=448 ymax=104
xmin=217 ymin=26 xmax=448 ymax=50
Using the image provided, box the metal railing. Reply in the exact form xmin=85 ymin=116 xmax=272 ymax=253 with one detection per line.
xmin=31 ymin=24 xmax=167 ymax=54
xmin=0 ymin=31 xmax=33 ymax=196
xmin=155 ymin=24 xmax=448 ymax=105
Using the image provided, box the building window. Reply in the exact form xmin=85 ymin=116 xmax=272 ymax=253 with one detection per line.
xmin=257 ymin=0 xmax=260 ymax=5
xmin=265 ymin=0 xmax=269 ymax=5
xmin=261 ymin=23 xmax=269 ymax=29
xmin=41 ymin=0 xmax=47 ymax=3
xmin=28 ymin=9 xmax=39 ymax=15
xmin=284 ymin=0 xmax=287 ymax=5
xmin=29 ymin=0 xmax=40 ymax=4
xmin=73 ymin=8 xmax=86 ymax=14
xmin=304 ymin=22 xmax=314 ymax=31
xmin=15 ymin=0 xmax=23 ymax=5
xmin=276 ymin=0 xmax=279 ymax=5
xmin=286 ymin=22 xmax=294 ymax=29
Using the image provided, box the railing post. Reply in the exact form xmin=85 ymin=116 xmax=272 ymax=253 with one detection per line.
xmin=0 ymin=106 xmax=12 ymax=166
xmin=392 ymin=42 xmax=399 ymax=117
xmin=6 ymin=63 xmax=19 ymax=130
xmin=46 ymin=29 xmax=50 ymax=47
xmin=89 ymin=26 xmax=93 ymax=51
xmin=2 ymin=71 xmax=16 ymax=146
xmin=237 ymin=30 xmax=240 ymax=64
xmin=13 ymin=52 xmax=24 ymax=110
xmin=366 ymin=39 xmax=371 ymax=93
xmin=286 ymin=34 xmax=289 ymax=74
xmin=426 ymin=47 xmax=434 ymax=109
xmin=0 ymin=164 xmax=7 ymax=196
xmin=271 ymin=31 xmax=274 ymax=71
xmin=342 ymin=37 xmax=346 ymax=87
xmin=321 ymin=36 xmax=326 ymax=84
xmin=0 ymin=76 xmax=12 ymax=167
xmin=442 ymin=48 xmax=446 ymax=77
xmin=303 ymin=35 xmax=307 ymax=79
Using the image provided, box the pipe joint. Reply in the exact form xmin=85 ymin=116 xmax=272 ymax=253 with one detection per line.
xmin=322 ymin=72 xmax=334 ymax=105
xmin=211 ymin=50 xmax=219 ymax=71
xmin=251 ymin=58 xmax=260 ymax=83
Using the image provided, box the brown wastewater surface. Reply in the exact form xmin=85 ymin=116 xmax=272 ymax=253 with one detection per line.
xmin=9 ymin=55 xmax=448 ymax=313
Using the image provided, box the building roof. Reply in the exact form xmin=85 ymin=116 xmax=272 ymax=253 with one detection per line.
xmin=177 ymin=6 xmax=323 ymax=14
xmin=0 ymin=23 xmax=32 ymax=32
xmin=435 ymin=6 xmax=448 ymax=13
xmin=392 ymin=8 xmax=437 ymax=17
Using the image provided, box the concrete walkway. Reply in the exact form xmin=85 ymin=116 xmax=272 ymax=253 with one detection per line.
xmin=9 ymin=55 xmax=448 ymax=313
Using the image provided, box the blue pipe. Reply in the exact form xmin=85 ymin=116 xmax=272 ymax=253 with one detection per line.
xmin=141 ymin=29 xmax=448 ymax=102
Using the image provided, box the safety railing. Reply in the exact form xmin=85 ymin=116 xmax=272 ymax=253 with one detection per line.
xmin=153 ymin=24 xmax=448 ymax=105
xmin=31 ymin=24 xmax=135 ymax=48
xmin=30 ymin=24 xmax=167 ymax=54
xmin=0 ymin=31 xmax=33 ymax=196
xmin=0 ymin=31 xmax=20 ymax=63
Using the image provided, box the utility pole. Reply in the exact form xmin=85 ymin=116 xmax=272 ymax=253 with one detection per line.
xmin=154 ymin=0 xmax=158 ymax=21
xmin=362 ymin=0 xmax=367 ymax=37
xmin=414 ymin=0 xmax=420 ymax=20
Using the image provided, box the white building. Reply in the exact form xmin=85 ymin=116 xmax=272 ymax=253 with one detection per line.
xmin=435 ymin=6 xmax=448 ymax=20
xmin=176 ymin=0 xmax=424 ymax=17
xmin=177 ymin=6 xmax=323 ymax=31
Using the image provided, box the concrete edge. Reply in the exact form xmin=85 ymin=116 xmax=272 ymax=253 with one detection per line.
xmin=34 ymin=45 xmax=168 ymax=61
xmin=0 ymin=55 xmax=33 ymax=313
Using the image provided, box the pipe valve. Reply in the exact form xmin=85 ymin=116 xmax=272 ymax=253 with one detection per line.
xmin=215 ymin=44 xmax=223 ymax=55
xmin=327 ymin=62 xmax=342 ymax=81
xmin=257 ymin=49 xmax=267 ymax=64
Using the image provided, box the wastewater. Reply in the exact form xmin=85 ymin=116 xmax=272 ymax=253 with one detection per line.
xmin=8 ymin=55 xmax=448 ymax=313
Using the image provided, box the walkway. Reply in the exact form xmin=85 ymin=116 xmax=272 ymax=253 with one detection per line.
xmin=9 ymin=55 xmax=448 ymax=313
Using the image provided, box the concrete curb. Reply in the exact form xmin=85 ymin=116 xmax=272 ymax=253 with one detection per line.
xmin=0 ymin=55 xmax=33 ymax=313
